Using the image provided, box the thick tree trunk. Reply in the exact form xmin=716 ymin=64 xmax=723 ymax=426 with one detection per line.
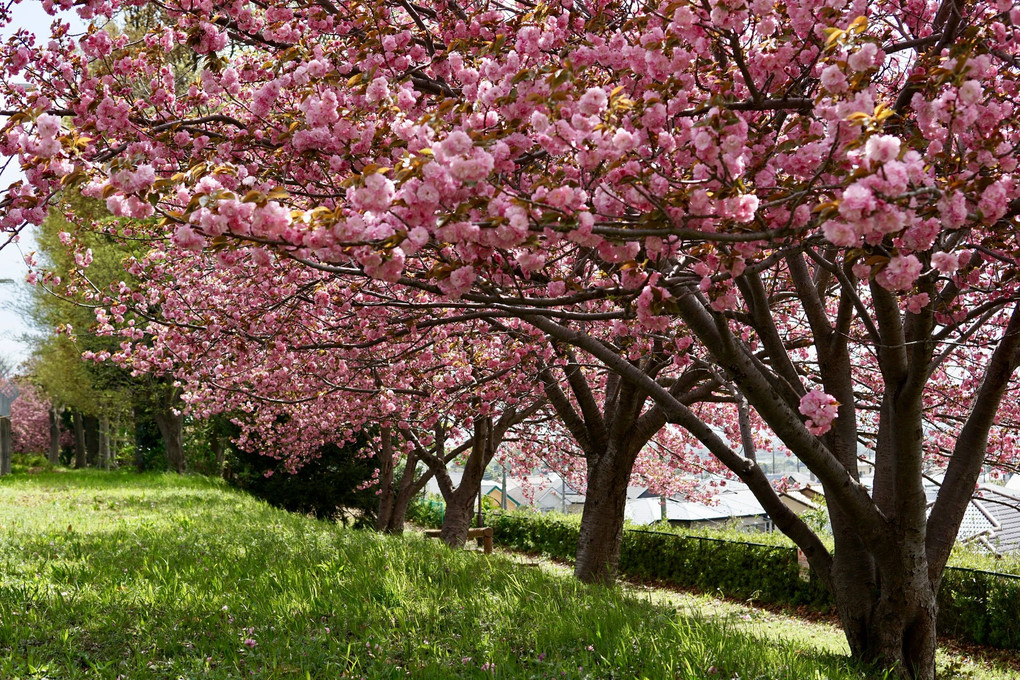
xmin=153 ymin=407 xmax=186 ymax=473
xmin=831 ymin=566 xmax=937 ymax=680
xmin=439 ymin=417 xmax=493 ymax=547
xmin=48 ymin=406 xmax=61 ymax=464
xmin=439 ymin=489 xmax=478 ymax=548
xmin=574 ymin=446 xmax=636 ymax=584
xmin=822 ymin=478 xmax=937 ymax=680
xmin=385 ymin=479 xmax=417 ymax=533
xmin=536 ymin=356 xmax=666 ymax=586
xmin=72 ymin=411 xmax=87 ymax=469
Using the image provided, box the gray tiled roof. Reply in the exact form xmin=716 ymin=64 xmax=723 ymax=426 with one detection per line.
xmin=971 ymin=485 xmax=1020 ymax=553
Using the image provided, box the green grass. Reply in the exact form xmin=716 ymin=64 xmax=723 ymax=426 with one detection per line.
xmin=0 ymin=472 xmax=1008 ymax=679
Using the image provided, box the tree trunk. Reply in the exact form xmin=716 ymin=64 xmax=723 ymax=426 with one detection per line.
xmin=153 ymin=407 xmax=186 ymax=473
xmin=385 ymin=480 xmax=416 ymax=533
xmin=385 ymin=453 xmax=427 ymax=533
xmin=48 ymin=406 xmax=61 ymax=464
xmin=99 ymin=417 xmax=111 ymax=470
xmin=0 ymin=417 xmax=12 ymax=475
xmin=72 ymin=411 xmax=87 ymax=469
xmin=83 ymin=415 xmax=99 ymax=467
xmin=574 ymin=445 xmax=636 ymax=584
xmin=439 ymin=489 xmax=478 ymax=548
xmin=439 ymin=416 xmax=493 ymax=547
xmin=830 ymin=560 xmax=937 ymax=680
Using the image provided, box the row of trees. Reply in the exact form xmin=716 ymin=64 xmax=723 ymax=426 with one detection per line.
xmin=3 ymin=0 xmax=1020 ymax=677
xmin=1 ymin=193 xmax=209 ymax=473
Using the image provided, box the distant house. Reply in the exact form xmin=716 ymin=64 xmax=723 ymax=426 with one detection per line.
xmin=527 ymin=473 xmax=585 ymax=513
xmin=425 ymin=467 xmax=585 ymax=514
xmin=625 ymin=481 xmax=772 ymax=531
xmin=481 ymin=482 xmax=523 ymax=510
xmin=629 ymin=486 xmax=652 ymax=500
xmin=954 ymin=484 xmax=1020 ymax=554
xmin=778 ymin=488 xmax=820 ymax=514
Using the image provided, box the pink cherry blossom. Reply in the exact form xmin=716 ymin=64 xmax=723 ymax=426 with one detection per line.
xmin=820 ymin=65 xmax=848 ymax=93
xmin=875 ymin=254 xmax=922 ymax=291
xmin=5 ymin=0 xmax=1020 ymax=667
xmin=799 ymin=388 xmax=839 ymax=436
xmin=366 ymin=77 xmax=390 ymax=104
xmin=957 ymin=80 xmax=983 ymax=105
xmin=822 ymin=220 xmax=860 ymax=247
xmin=353 ymin=173 xmax=395 ymax=214
xmin=848 ymin=43 xmax=879 ymax=72
xmin=577 ymin=87 xmax=608 ymax=116
xmin=438 ymin=265 xmax=476 ymax=298
xmin=931 ymin=251 xmax=960 ymax=275
xmin=864 ymin=135 xmax=901 ymax=164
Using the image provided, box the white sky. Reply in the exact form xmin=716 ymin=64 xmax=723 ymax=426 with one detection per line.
xmin=1 ymin=1 xmax=86 ymax=369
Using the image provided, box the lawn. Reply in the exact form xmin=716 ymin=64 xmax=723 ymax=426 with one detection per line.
xmin=0 ymin=471 xmax=1014 ymax=679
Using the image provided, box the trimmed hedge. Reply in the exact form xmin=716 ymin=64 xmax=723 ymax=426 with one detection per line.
xmin=621 ymin=529 xmax=832 ymax=607
xmin=939 ymin=567 xmax=1020 ymax=649
xmin=409 ymin=502 xmax=1020 ymax=650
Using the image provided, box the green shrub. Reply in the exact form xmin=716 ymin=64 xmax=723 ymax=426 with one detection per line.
xmin=10 ymin=453 xmax=56 ymax=474
xmin=938 ymin=567 xmax=1020 ymax=649
xmin=228 ymin=438 xmax=379 ymax=525
xmin=407 ymin=496 xmax=446 ymax=527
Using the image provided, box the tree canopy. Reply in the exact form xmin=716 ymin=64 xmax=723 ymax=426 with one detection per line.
xmin=3 ymin=0 xmax=1020 ymax=677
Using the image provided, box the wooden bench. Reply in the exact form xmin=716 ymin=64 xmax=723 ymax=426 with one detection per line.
xmin=423 ymin=527 xmax=493 ymax=554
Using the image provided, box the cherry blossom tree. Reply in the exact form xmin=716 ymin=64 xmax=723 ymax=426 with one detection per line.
xmin=4 ymin=0 xmax=1020 ymax=676
xmin=528 ymin=333 xmax=730 ymax=581
xmin=81 ymin=232 xmax=724 ymax=575
xmin=9 ymin=379 xmax=51 ymax=455
xmin=80 ymin=240 xmax=559 ymax=545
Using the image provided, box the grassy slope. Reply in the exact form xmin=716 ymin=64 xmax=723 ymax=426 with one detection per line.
xmin=0 ymin=472 xmax=1013 ymax=680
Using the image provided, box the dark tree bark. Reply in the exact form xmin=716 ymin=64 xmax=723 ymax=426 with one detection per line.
xmin=83 ymin=415 xmax=99 ymax=467
xmin=412 ymin=401 xmax=544 ymax=548
xmin=437 ymin=416 xmax=494 ymax=547
xmin=154 ymin=406 xmax=185 ymax=473
xmin=573 ymin=443 xmax=637 ymax=583
xmin=151 ymin=386 xmax=186 ymax=473
xmin=0 ymin=417 xmax=11 ymax=475
xmin=72 ymin=411 xmax=87 ymax=469
xmin=385 ymin=454 xmax=426 ymax=533
xmin=378 ymin=446 xmax=430 ymax=534
xmin=48 ymin=405 xmax=61 ymax=464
